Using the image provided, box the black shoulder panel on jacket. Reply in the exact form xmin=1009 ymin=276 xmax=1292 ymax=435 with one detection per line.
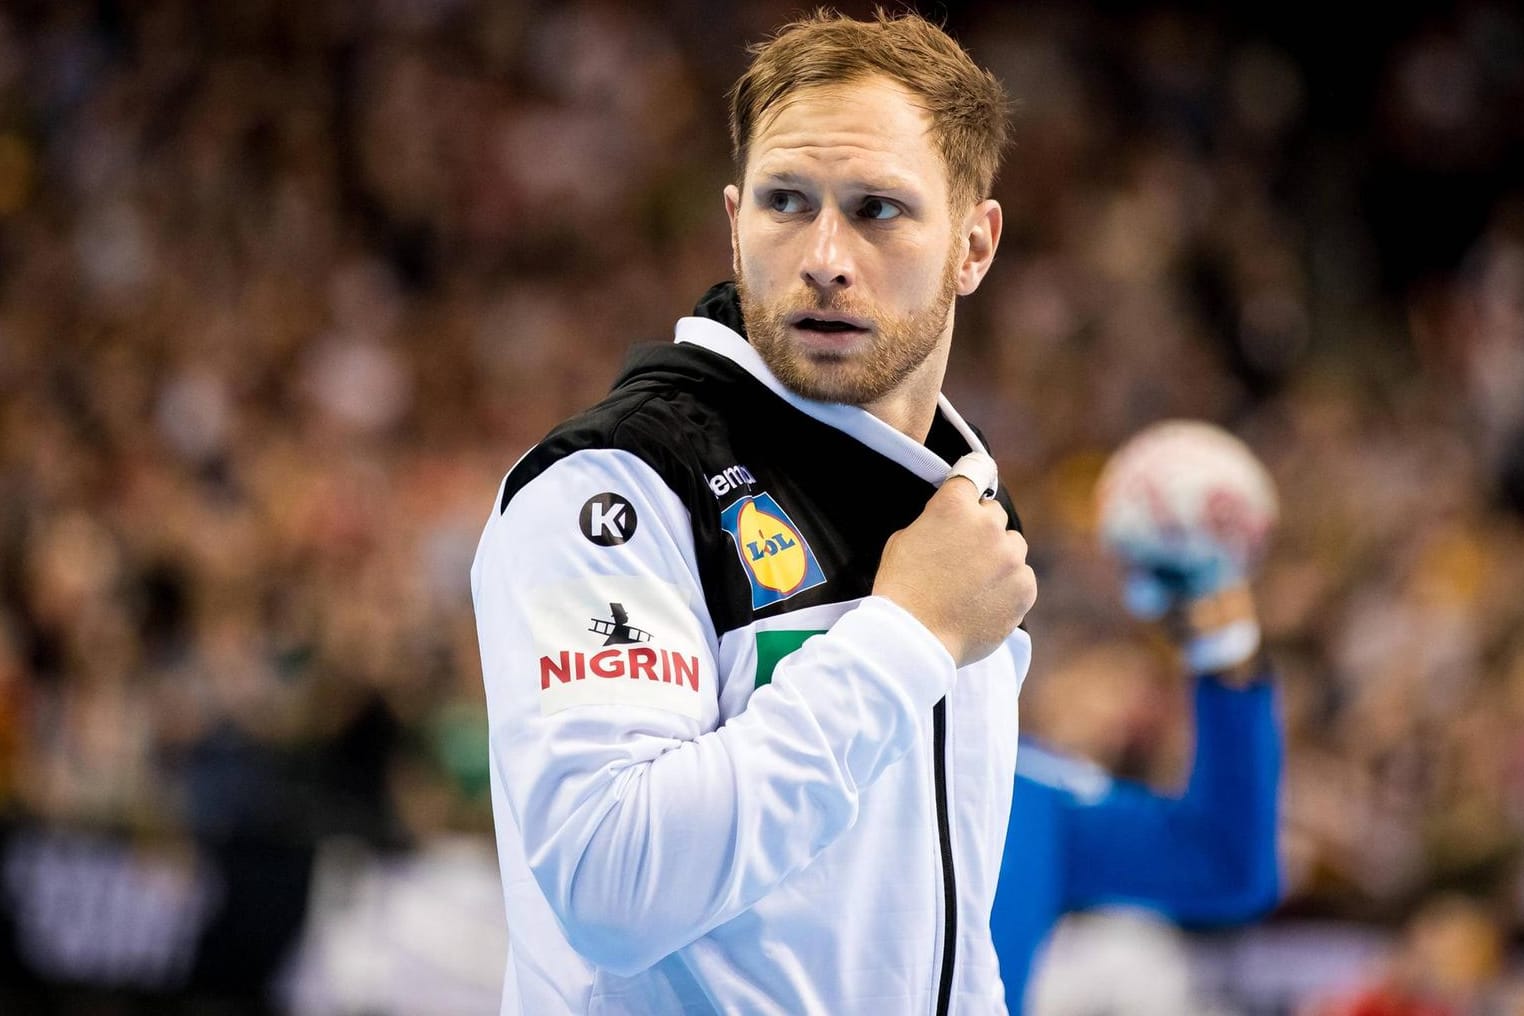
xmin=498 ymin=342 xmax=744 ymax=516
xmin=495 ymin=339 xmax=767 ymax=636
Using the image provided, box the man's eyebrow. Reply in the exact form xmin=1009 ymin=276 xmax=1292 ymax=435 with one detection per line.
xmin=752 ymin=169 xmax=922 ymax=195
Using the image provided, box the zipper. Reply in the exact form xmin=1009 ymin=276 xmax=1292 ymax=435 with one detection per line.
xmin=933 ymin=697 xmax=956 ymax=1016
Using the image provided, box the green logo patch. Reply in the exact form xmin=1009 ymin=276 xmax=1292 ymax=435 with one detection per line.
xmin=753 ymin=629 xmax=827 ymax=688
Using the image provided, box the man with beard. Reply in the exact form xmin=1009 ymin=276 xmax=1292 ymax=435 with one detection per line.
xmin=472 ymin=10 xmax=1036 ymax=1014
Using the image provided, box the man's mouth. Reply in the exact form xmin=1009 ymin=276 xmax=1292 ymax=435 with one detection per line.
xmin=788 ymin=313 xmax=871 ymax=335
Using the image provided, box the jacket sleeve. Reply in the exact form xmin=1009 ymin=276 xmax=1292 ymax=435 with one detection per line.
xmin=1049 ymin=675 xmax=1282 ymax=923
xmin=471 ymin=447 xmax=957 ymax=975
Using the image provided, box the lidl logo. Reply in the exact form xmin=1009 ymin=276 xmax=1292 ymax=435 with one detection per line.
xmin=720 ymin=492 xmax=826 ymax=609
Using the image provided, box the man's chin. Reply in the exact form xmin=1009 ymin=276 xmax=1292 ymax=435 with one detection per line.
xmin=772 ymin=357 xmax=880 ymax=405
xmin=752 ymin=327 xmax=886 ymax=403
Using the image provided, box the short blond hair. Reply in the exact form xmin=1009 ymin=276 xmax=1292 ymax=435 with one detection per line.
xmin=727 ymin=8 xmax=1011 ymax=208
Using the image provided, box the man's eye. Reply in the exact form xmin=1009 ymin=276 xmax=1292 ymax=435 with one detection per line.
xmin=767 ymin=192 xmax=806 ymax=213
xmin=860 ymin=198 xmax=901 ymax=221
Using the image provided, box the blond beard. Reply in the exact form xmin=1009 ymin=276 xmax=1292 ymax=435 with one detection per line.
xmin=737 ymin=246 xmax=962 ymax=406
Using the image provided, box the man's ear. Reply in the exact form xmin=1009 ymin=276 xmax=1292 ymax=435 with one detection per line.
xmin=724 ymin=184 xmax=742 ymax=277
xmin=956 ymin=199 xmax=1003 ymax=296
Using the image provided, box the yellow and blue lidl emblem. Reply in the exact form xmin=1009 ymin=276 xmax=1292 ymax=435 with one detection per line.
xmin=720 ymin=492 xmax=826 ymax=609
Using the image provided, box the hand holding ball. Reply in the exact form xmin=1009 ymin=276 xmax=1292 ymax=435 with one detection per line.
xmin=1096 ymin=420 xmax=1278 ymax=674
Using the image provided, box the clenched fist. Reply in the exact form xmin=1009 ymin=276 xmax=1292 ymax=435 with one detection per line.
xmin=873 ymin=472 xmax=1036 ymax=667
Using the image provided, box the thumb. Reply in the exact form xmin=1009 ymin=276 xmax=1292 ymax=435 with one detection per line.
xmin=941 ymin=452 xmax=998 ymax=501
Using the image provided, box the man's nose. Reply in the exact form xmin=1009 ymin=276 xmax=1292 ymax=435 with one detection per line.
xmin=800 ymin=208 xmax=853 ymax=291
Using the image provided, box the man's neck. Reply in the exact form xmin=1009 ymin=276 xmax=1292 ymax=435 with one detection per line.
xmin=863 ymin=390 xmax=937 ymax=443
xmin=862 ymin=337 xmax=951 ymax=443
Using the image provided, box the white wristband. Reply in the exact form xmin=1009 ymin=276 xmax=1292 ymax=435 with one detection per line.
xmin=1185 ymin=618 xmax=1262 ymax=674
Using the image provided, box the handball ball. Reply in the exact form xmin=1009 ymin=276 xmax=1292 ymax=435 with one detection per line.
xmin=1096 ymin=420 xmax=1278 ymax=576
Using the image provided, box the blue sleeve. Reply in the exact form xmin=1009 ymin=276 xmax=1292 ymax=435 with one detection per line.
xmin=994 ymin=673 xmax=1281 ymax=1012
xmin=1058 ymin=674 xmax=1282 ymax=923
xmin=992 ymin=774 xmax=1070 ymax=1013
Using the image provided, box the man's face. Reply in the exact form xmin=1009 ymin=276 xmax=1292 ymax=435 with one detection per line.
xmin=725 ymin=77 xmax=981 ymax=407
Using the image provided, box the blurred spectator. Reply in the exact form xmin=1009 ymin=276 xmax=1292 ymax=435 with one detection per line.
xmin=1300 ymin=895 xmax=1518 ymax=1016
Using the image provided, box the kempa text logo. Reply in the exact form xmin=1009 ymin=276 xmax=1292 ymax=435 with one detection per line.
xmin=707 ymin=463 xmax=756 ymax=498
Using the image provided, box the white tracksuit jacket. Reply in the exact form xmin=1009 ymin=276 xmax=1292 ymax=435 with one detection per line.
xmin=472 ymin=284 xmax=1031 ymax=1014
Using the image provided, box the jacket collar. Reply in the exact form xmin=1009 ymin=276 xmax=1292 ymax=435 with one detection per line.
xmin=677 ymin=282 xmax=987 ymax=487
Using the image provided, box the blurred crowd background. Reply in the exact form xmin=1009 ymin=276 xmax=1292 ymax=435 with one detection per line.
xmin=0 ymin=0 xmax=1520 ymax=1012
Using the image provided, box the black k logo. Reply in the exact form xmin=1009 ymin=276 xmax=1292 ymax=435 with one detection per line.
xmin=580 ymin=493 xmax=638 ymax=546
